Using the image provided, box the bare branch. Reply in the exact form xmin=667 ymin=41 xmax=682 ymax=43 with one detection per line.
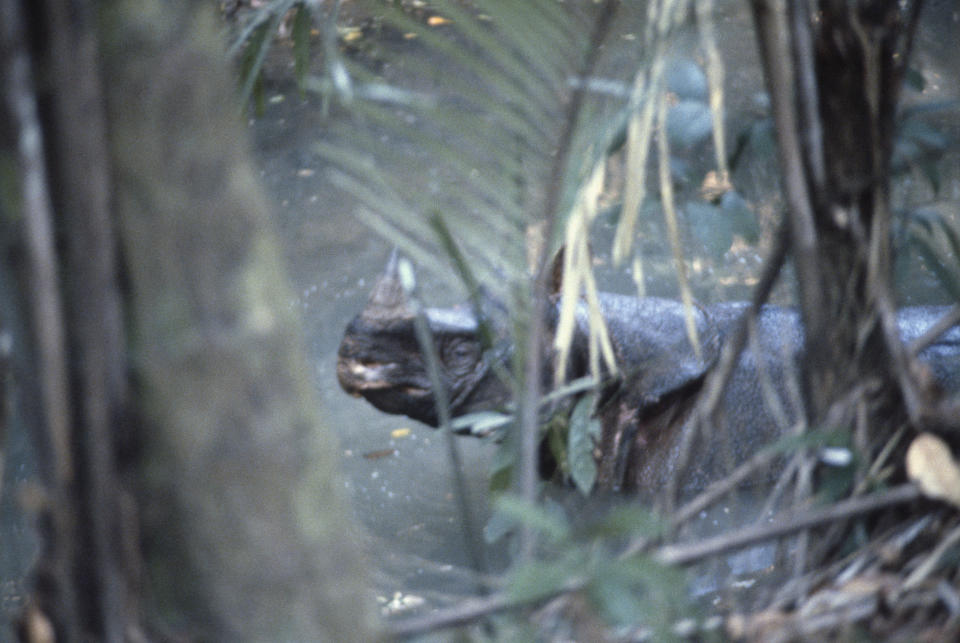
xmin=657 ymin=483 xmax=921 ymax=566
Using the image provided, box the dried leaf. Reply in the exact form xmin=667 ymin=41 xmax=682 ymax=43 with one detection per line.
xmin=906 ymin=432 xmax=960 ymax=507
xmin=363 ymin=448 xmax=397 ymax=460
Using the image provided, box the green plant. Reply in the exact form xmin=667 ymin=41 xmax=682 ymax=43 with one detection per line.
xmin=226 ymin=0 xmax=319 ymax=112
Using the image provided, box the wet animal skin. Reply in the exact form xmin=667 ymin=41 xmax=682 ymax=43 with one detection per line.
xmin=338 ymin=255 xmax=960 ymax=493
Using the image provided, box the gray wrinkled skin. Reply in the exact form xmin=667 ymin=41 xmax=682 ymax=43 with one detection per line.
xmin=338 ymin=260 xmax=960 ymax=495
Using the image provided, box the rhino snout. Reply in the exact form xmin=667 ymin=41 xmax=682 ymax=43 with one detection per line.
xmin=338 ymin=358 xmax=409 ymax=392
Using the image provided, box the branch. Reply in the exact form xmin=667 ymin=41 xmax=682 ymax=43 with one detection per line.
xmin=656 ymin=483 xmax=921 ymax=566
xmin=387 ymin=578 xmax=586 ymax=639
xmin=665 ymin=221 xmax=790 ymax=507
xmin=402 ymin=264 xmax=489 ymax=590
xmin=909 ymin=304 xmax=960 ymax=357
xmin=517 ymin=0 xmax=619 ymax=557
xmin=387 ymin=484 xmax=924 ymax=638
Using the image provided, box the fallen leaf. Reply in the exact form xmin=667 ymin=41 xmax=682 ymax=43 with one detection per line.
xmin=427 ymin=15 xmax=452 ymax=26
xmin=700 ymin=170 xmax=732 ymax=201
xmin=363 ymin=448 xmax=397 ymax=460
xmin=391 ymin=427 xmax=412 ymax=439
xmin=906 ymin=432 xmax=960 ymax=507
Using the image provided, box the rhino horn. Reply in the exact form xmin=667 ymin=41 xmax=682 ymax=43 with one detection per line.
xmin=362 ymin=249 xmax=412 ymax=318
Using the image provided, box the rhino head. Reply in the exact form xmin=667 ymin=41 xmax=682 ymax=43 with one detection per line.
xmin=336 ymin=253 xmax=512 ymax=427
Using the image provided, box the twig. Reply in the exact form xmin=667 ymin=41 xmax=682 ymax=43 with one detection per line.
xmin=400 ymin=260 xmax=488 ymax=592
xmin=656 ymin=483 xmax=921 ymax=566
xmin=3 ymin=0 xmax=73 ymax=485
xmin=622 ymin=442 xmax=785 ymax=558
xmin=517 ymin=0 xmax=619 ymax=558
xmin=388 ymin=482 xmax=927 ymax=638
xmin=770 ymin=512 xmax=934 ymax=611
xmin=665 ymin=221 xmax=789 ymax=507
xmin=903 ymin=520 xmax=960 ymax=590
xmin=909 ymin=304 xmax=960 ymax=357
xmin=670 ymin=445 xmax=781 ymax=531
xmin=387 ymin=578 xmax=586 ymax=639
xmin=389 ymin=484 xmax=925 ymax=638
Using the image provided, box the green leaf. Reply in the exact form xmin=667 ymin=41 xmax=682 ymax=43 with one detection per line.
xmin=568 ymin=394 xmax=599 ymax=495
xmin=238 ymin=16 xmax=282 ymax=113
xmin=577 ymin=505 xmax=667 ymax=541
xmin=587 ymin=574 xmax=646 ymax=626
xmin=488 ymin=441 xmax=516 ymax=494
xmin=451 ymin=410 xmax=513 ymax=437
xmin=493 ymin=494 xmax=570 ymax=544
xmin=541 ymin=375 xmax=598 ymax=405
xmin=507 ymin=550 xmax=585 ymax=603
xmin=546 ymin=418 xmax=570 ymax=478
xmin=817 ymin=459 xmax=855 ymax=503
xmin=906 ymin=209 xmax=960 ymax=302
xmin=905 ymin=66 xmax=925 ymax=92
xmin=588 ymin=556 xmax=689 ymax=635
xmin=768 ymin=427 xmax=849 ymax=454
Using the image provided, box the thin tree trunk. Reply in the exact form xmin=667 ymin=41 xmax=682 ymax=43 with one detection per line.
xmin=753 ymin=1 xmax=922 ymax=428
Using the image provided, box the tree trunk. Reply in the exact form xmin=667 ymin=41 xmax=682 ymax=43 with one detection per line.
xmin=2 ymin=0 xmax=379 ymax=639
xmin=753 ymin=1 xmax=922 ymax=431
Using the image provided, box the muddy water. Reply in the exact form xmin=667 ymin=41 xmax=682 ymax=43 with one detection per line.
xmin=245 ymin=15 xmax=769 ymax=619
xmin=250 ymin=92 xmax=507 ymax=610
xmin=250 ymin=0 xmax=960 ymax=621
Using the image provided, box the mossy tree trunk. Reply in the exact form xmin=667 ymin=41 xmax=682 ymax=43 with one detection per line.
xmin=2 ymin=0 xmax=377 ymax=639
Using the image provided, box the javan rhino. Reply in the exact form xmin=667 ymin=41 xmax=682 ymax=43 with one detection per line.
xmin=337 ymin=254 xmax=960 ymax=494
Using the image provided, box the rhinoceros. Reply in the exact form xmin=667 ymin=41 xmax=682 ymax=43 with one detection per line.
xmin=337 ymin=253 xmax=960 ymax=494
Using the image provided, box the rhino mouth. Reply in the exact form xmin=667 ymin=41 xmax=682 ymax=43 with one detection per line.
xmin=337 ymin=359 xmax=428 ymax=394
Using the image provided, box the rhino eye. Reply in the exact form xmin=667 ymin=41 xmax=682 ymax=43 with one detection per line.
xmin=443 ymin=338 xmax=480 ymax=374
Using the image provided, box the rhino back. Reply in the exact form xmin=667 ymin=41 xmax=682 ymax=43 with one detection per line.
xmin=593 ymin=295 xmax=721 ymax=405
xmin=616 ymin=304 xmax=960 ymax=496
xmin=898 ymin=307 xmax=960 ymax=395
xmin=613 ymin=303 xmax=803 ymax=495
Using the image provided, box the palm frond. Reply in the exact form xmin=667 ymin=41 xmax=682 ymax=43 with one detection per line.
xmin=316 ymin=1 xmax=629 ymax=298
xmin=316 ymin=0 xmax=725 ymax=376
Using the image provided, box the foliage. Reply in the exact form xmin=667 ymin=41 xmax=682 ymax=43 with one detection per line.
xmin=492 ymin=494 xmax=687 ymax=638
xmin=230 ymin=0 xmax=960 ymax=636
xmin=308 ymin=0 xmax=737 ymax=483
xmin=224 ymin=0 xmax=320 ymax=112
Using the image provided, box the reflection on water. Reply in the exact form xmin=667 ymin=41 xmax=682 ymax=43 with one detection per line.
xmin=253 ymin=97 xmax=510 ymax=610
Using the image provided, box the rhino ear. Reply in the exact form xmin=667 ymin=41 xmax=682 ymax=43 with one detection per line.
xmin=363 ymin=249 xmax=411 ymax=318
xmin=604 ymin=299 xmax=721 ymax=409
